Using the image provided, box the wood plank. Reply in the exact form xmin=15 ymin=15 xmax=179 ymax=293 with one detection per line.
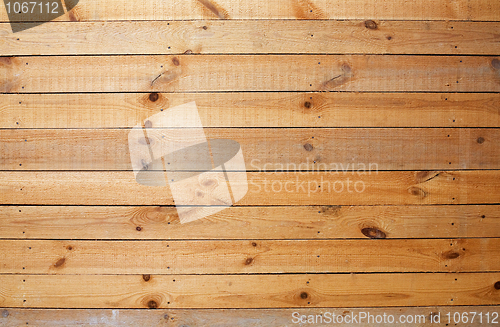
xmin=1 ymin=205 xmax=498 ymax=240
xmin=1 ymin=239 xmax=499 ymax=274
xmin=2 ymin=307 xmax=499 ymax=326
xmin=3 ymin=21 xmax=500 ymax=56
xmin=3 ymin=93 xmax=500 ymax=128
xmin=1 ymin=0 xmax=500 ymax=21
xmin=2 ymin=55 xmax=500 ymax=93
xmin=0 ymin=170 xmax=498 ymax=205
xmin=0 ymin=273 xmax=499 ymax=308
xmin=2 ymin=128 xmax=499 ymax=171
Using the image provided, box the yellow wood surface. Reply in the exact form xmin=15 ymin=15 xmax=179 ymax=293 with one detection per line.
xmin=1 ymin=128 xmax=497 ymax=170
xmin=1 ymin=0 xmax=499 ymax=317
xmin=2 ymin=21 xmax=500 ymax=55
xmin=1 ymin=0 xmax=500 ymax=21
xmin=1 ymin=273 xmax=499 ymax=308
xmin=2 ymin=55 xmax=500 ymax=93
xmin=1 ymin=205 xmax=498 ymax=240
xmin=2 ymin=93 xmax=499 ymax=128
xmin=0 ymin=171 xmax=498 ymax=205
xmin=1 ymin=239 xmax=499 ymax=274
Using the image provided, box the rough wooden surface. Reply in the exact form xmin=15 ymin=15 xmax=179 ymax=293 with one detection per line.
xmin=2 ymin=93 xmax=499 ymax=128
xmin=3 ymin=21 xmax=500 ymax=56
xmin=1 ymin=205 xmax=498 ymax=240
xmin=2 ymin=307 xmax=499 ymax=326
xmin=1 ymin=239 xmax=499 ymax=274
xmin=1 ymin=273 xmax=499 ymax=308
xmin=1 ymin=0 xmax=500 ymax=21
xmin=2 ymin=55 xmax=500 ymax=93
xmin=1 ymin=128 xmax=497 ymax=170
xmin=0 ymin=171 xmax=498 ymax=205
xmin=1 ymin=0 xmax=499 ymax=319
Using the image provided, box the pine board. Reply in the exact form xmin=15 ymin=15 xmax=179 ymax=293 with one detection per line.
xmin=1 ymin=205 xmax=498 ymax=240
xmin=2 ymin=55 xmax=500 ymax=93
xmin=1 ymin=273 xmax=499 ymax=308
xmin=2 ymin=21 xmax=500 ymax=55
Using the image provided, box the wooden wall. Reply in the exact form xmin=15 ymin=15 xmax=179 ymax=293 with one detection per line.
xmin=1 ymin=0 xmax=499 ymax=325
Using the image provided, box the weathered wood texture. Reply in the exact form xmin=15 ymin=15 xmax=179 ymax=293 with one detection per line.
xmin=0 ymin=171 xmax=497 ymax=205
xmin=1 ymin=307 xmax=498 ymax=326
xmin=1 ymin=239 xmax=498 ymax=274
xmin=1 ymin=273 xmax=499 ymax=308
xmin=2 ymin=93 xmax=499 ymax=128
xmin=1 ymin=0 xmax=500 ymax=21
xmin=1 ymin=128 xmax=497 ymax=170
xmin=1 ymin=205 xmax=498 ymax=240
xmin=2 ymin=55 xmax=500 ymax=93
xmin=3 ymin=21 xmax=500 ymax=55
xmin=1 ymin=0 xmax=499 ymax=317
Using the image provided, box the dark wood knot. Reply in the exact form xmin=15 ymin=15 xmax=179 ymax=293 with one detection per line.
xmin=149 ymin=92 xmax=159 ymax=102
xmin=364 ymin=20 xmax=378 ymax=30
xmin=303 ymin=143 xmax=314 ymax=151
xmin=54 ymin=257 xmax=66 ymax=268
xmin=361 ymin=227 xmax=387 ymax=239
xmin=443 ymin=250 xmax=460 ymax=260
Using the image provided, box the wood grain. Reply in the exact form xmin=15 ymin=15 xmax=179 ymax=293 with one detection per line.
xmin=0 ymin=171 xmax=498 ymax=205
xmin=1 ymin=239 xmax=499 ymax=274
xmin=1 ymin=0 xmax=499 ymax=315
xmin=1 ymin=205 xmax=498 ymax=240
xmin=1 ymin=0 xmax=500 ymax=21
xmin=3 ymin=21 xmax=500 ymax=55
xmin=2 ymin=55 xmax=500 ymax=93
xmin=1 ymin=128 xmax=498 ymax=170
xmin=2 ymin=307 xmax=499 ymax=326
xmin=2 ymin=93 xmax=499 ymax=128
xmin=1 ymin=273 xmax=499 ymax=308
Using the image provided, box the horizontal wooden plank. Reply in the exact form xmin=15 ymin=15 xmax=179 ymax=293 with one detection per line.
xmin=1 ymin=273 xmax=499 ymax=308
xmin=2 ymin=128 xmax=498 ymax=171
xmin=3 ymin=21 xmax=500 ymax=55
xmin=3 ymin=93 xmax=500 ymax=128
xmin=1 ymin=0 xmax=500 ymax=21
xmin=1 ymin=239 xmax=498 ymax=274
xmin=2 ymin=307 xmax=499 ymax=326
xmin=2 ymin=55 xmax=500 ymax=93
xmin=1 ymin=205 xmax=498 ymax=240
xmin=0 ymin=171 xmax=498 ymax=205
